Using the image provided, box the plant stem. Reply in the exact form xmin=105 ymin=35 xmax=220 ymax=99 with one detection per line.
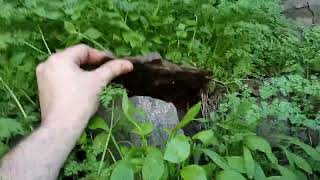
xmin=38 ymin=26 xmax=52 ymax=55
xmin=98 ymin=101 xmax=115 ymax=174
xmin=0 ymin=76 xmax=28 ymax=119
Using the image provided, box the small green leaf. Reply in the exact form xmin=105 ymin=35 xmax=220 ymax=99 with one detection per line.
xmin=192 ymin=130 xmax=218 ymax=146
xmin=244 ymin=135 xmax=278 ymax=164
xmin=216 ymin=170 xmax=246 ymax=180
xmin=88 ymin=117 xmax=108 ymax=131
xmin=93 ymin=133 xmax=108 ymax=150
xmin=142 ymin=148 xmax=164 ymax=180
xmin=226 ymin=156 xmax=245 ymax=173
xmin=201 ymin=149 xmax=229 ymax=170
xmin=164 ymin=134 xmax=190 ymax=163
xmin=111 ymin=161 xmax=134 ymax=180
xmin=77 ymin=131 xmax=87 ymax=145
xmin=181 ymin=165 xmax=207 ymax=180
xmin=83 ymin=28 xmax=103 ymax=40
xmin=243 ymin=146 xmax=255 ymax=179
xmin=132 ymin=122 xmax=153 ymax=136
xmin=64 ymin=21 xmax=77 ymax=34
xmin=174 ymin=102 xmax=201 ymax=133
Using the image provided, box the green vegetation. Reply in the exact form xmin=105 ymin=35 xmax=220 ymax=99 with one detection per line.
xmin=0 ymin=0 xmax=319 ymax=179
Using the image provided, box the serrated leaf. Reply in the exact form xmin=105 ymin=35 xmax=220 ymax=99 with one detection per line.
xmin=64 ymin=21 xmax=77 ymax=34
xmin=216 ymin=170 xmax=246 ymax=180
xmin=164 ymin=134 xmax=190 ymax=163
xmin=243 ymin=146 xmax=255 ymax=179
xmin=181 ymin=165 xmax=207 ymax=180
xmin=142 ymin=148 xmax=164 ymax=180
xmin=122 ymin=31 xmax=145 ymax=48
xmin=201 ymin=149 xmax=229 ymax=170
xmin=0 ymin=118 xmax=23 ymax=140
xmin=110 ymin=161 xmax=134 ymax=180
xmin=83 ymin=28 xmax=103 ymax=40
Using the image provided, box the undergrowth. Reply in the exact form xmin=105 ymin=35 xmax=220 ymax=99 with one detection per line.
xmin=0 ymin=0 xmax=319 ymax=179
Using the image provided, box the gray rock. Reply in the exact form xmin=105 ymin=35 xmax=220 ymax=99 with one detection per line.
xmin=129 ymin=96 xmax=180 ymax=148
xmin=96 ymin=96 xmax=181 ymax=148
xmin=282 ymin=0 xmax=320 ymax=26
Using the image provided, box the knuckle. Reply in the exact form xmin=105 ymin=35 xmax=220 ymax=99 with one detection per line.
xmin=47 ymin=53 xmax=61 ymax=62
xmin=36 ymin=63 xmax=45 ymax=75
xmin=75 ymin=44 xmax=89 ymax=51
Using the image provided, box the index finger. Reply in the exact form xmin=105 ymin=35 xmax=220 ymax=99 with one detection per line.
xmin=53 ymin=44 xmax=114 ymax=65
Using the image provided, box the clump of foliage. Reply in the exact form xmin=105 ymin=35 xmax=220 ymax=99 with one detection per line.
xmin=0 ymin=0 xmax=319 ymax=179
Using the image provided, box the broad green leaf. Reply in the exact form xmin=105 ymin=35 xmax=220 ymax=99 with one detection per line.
xmin=226 ymin=156 xmax=245 ymax=173
xmin=201 ymin=149 xmax=229 ymax=170
xmin=243 ymin=146 xmax=255 ymax=179
xmin=64 ymin=21 xmax=77 ymax=34
xmin=181 ymin=165 xmax=207 ymax=180
xmin=192 ymin=130 xmax=218 ymax=146
xmin=254 ymin=161 xmax=266 ymax=180
xmin=267 ymin=176 xmax=288 ymax=180
xmin=289 ymin=152 xmax=312 ymax=174
xmin=164 ymin=134 xmax=190 ymax=163
xmin=132 ymin=122 xmax=153 ymax=136
xmin=295 ymin=142 xmax=320 ymax=161
xmin=278 ymin=135 xmax=320 ymax=161
xmin=277 ymin=165 xmax=298 ymax=180
xmin=88 ymin=117 xmax=108 ymax=131
xmin=216 ymin=170 xmax=246 ymax=180
xmin=142 ymin=148 xmax=164 ymax=180
xmin=110 ymin=161 xmax=134 ymax=180
xmin=122 ymin=31 xmax=145 ymax=48
xmin=83 ymin=28 xmax=103 ymax=40
xmin=244 ymin=135 xmax=278 ymax=164
xmin=282 ymin=148 xmax=295 ymax=168
xmin=174 ymin=102 xmax=201 ymax=131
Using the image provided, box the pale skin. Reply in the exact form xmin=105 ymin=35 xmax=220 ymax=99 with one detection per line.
xmin=0 ymin=44 xmax=133 ymax=180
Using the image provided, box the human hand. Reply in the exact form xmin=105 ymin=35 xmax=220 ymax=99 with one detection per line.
xmin=36 ymin=44 xmax=133 ymax=127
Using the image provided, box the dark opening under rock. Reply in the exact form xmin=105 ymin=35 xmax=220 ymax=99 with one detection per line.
xmin=109 ymin=52 xmax=212 ymax=117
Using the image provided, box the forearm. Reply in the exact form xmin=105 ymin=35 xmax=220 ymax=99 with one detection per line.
xmin=0 ymin=116 xmax=87 ymax=180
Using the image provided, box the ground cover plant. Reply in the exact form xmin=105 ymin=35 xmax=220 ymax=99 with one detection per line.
xmin=0 ymin=0 xmax=319 ymax=179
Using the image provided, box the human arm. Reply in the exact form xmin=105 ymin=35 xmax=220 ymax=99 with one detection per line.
xmin=0 ymin=44 xmax=133 ymax=180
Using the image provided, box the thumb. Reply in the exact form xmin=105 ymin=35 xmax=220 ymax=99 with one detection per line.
xmin=92 ymin=59 xmax=133 ymax=84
